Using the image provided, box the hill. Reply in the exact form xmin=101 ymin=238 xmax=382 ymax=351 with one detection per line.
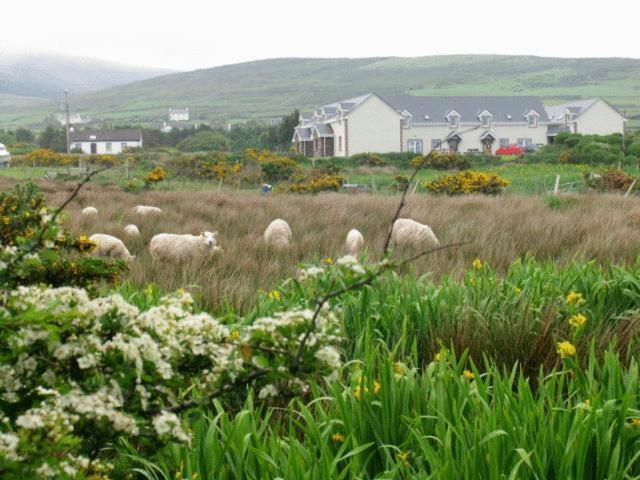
xmin=2 ymin=55 xmax=640 ymax=128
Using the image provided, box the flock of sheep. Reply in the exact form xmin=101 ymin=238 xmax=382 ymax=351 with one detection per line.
xmin=81 ymin=205 xmax=440 ymax=264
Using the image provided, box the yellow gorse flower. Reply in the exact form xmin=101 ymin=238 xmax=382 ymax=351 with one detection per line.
xmin=631 ymin=418 xmax=640 ymax=427
xmin=514 ymin=287 xmax=522 ymax=295
xmin=568 ymin=314 xmax=587 ymax=329
xmin=472 ymin=258 xmax=483 ymax=270
xmin=566 ymin=291 xmax=584 ymax=305
xmin=463 ymin=369 xmax=475 ymax=380
xmin=397 ymin=451 xmax=410 ymax=467
xmin=323 ymin=257 xmax=333 ymax=264
xmin=374 ymin=380 xmax=381 ymax=394
xmin=557 ymin=341 xmax=577 ymax=359
xmin=331 ymin=433 xmax=345 ymax=442
xmin=228 ymin=330 xmax=241 ymax=341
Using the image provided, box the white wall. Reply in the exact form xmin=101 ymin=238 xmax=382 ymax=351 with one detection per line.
xmin=329 ymin=117 xmax=346 ymax=157
xmin=169 ymin=112 xmax=189 ymax=121
xmin=344 ymin=96 xmax=402 ymax=155
xmin=575 ymin=100 xmax=625 ymax=135
xmin=73 ymin=140 xmax=142 ymax=155
xmin=403 ymin=121 xmax=549 ymax=154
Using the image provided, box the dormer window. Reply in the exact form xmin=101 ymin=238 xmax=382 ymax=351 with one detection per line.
xmin=478 ymin=110 xmax=493 ymax=128
xmin=525 ymin=110 xmax=539 ymax=128
xmin=447 ymin=110 xmax=460 ymax=129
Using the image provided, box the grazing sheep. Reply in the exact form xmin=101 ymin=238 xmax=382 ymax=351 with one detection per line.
xmin=264 ymin=219 xmax=292 ymax=249
xmin=123 ymin=224 xmax=140 ymax=238
xmin=149 ymin=231 xmax=220 ymax=262
xmin=345 ymin=229 xmax=364 ymax=256
xmin=81 ymin=207 xmax=98 ymax=219
xmin=390 ymin=218 xmax=439 ymax=250
xmin=89 ymin=234 xmax=135 ymax=261
xmin=132 ymin=205 xmax=162 ymax=216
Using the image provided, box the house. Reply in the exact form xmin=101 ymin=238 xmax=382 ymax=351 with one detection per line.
xmin=0 ymin=143 xmax=11 ymax=167
xmin=69 ymin=129 xmax=143 ymax=155
xmin=169 ymin=108 xmax=189 ymax=122
xmin=57 ymin=113 xmax=88 ymax=126
xmin=545 ymin=98 xmax=626 ymax=137
xmin=293 ymin=94 xmax=625 ymax=157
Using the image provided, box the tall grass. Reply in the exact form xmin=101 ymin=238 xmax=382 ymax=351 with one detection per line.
xmin=11 ymin=178 xmax=640 ymax=312
xmin=126 ymin=350 xmax=640 ymax=479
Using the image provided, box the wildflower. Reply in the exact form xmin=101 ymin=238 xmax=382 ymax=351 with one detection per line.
xmin=354 ymin=385 xmax=368 ymax=400
xmin=323 ymin=257 xmax=333 ymax=265
xmin=463 ymin=369 xmax=475 ymax=380
xmin=331 ymin=433 xmax=345 ymax=442
xmin=557 ymin=341 xmax=577 ymax=359
xmin=630 ymin=418 xmax=640 ymax=427
xmin=374 ymin=380 xmax=381 ymax=394
xmin=434 ymin=348 xmax=447 ymax=362
xmin=514 ymin=287 xmax=522 ymax=295
xmin=397 ymin=451 xmax=410 ymax=467
xmin=472 ymin=258 xmax=482 ymax=270
xmin=568 ymin=313 xmax=587 ymax=329
xmin=392 ymin=362 xmax=405 ymax=376
xmin=228 ymin=330 xmax=241 ymax=341
xmin=566 ymin=291 xmax=584 ymax=305
xmin=268 ymin=290 xmax=281 ymax=301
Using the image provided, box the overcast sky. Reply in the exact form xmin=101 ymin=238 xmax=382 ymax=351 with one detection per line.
xmin=2 ymin=0 xmax=637 ymax=71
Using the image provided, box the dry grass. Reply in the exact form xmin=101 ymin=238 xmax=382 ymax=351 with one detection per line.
xmin=9 ymin=177 xmax=640 ymax=312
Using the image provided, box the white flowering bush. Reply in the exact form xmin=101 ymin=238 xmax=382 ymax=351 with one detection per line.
xmin=0 ymin=280 xmax=345 ymax=477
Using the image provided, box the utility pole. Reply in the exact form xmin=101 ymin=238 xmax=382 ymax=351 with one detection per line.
xmin=64 ymin=89 xmax=71 ymax=154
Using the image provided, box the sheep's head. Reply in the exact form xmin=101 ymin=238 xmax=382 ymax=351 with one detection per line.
xmin=200 ymin=231 xmax=218 ymax=248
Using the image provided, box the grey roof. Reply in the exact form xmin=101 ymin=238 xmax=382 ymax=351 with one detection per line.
xmin=70 ymin=129 xmax=142 ymax=142
xmin=293 ymin=126 xmax=312 ymax=141
xmin=384 ymin=95 xmax=550 ymax=123
xmin=547 ymin=124 xmax=572 ymax=136
xmin=313 ymin=123 xmax=334 ymax=137
xmin=320 ymin=93 xmax=372 ymax=113
xmin=545 ymin=98 xmax=598 ymax=123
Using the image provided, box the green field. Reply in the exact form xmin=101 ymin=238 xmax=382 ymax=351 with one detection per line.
xmin=3 ymin=55 xmax=640 ymax=128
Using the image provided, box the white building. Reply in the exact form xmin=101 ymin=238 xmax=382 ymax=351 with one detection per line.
xmin=57 ymin=113 xmax=87 ymax=126
xmin=0 ymin=143 xmax=11 ymax=167
xmin=69 ymin=129 xmax=143 ymax=155
xmin=293 ymin=94 xmax=625 ymax=157
xmin=169 ymin=108 xmax=189 ymax=122
xmin=545 ymin=98 xmax=626 ymax=137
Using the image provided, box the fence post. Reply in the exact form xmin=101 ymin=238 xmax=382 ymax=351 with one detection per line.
xmin=625 ymin=179 xmax=637 ymax=198
xmin=553 ymin=175 xmax=560 ymax=195
xmin=411 ymin=178 xmax=420 ymax=195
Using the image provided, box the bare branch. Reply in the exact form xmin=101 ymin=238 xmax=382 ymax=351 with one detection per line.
xmin=382 ymin=163 xmax=423 ymax=255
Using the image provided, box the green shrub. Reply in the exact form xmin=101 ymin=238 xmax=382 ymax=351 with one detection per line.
xmin=178 ymin=131 xmax=230 ymax=152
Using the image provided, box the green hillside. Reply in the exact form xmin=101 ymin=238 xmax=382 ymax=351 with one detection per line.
xmin=3 ymin=55 xmax=640 ymax=128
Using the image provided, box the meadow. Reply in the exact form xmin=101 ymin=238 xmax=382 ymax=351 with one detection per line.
xmin=1 ymin=172 xmax=640 ymax=478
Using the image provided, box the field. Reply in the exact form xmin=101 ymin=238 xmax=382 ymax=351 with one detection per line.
xmin=2 ymin=171 xmax=640 ymax=478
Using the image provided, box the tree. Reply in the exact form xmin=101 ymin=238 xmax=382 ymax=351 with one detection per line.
xmin=15 ymin=127 xmax=35 ymax=143
xmin=38 ymin=126 xmax=67 ymax=152
xmin=276 ymin=109 xmax=300 ymax=149
xmin=177 ymin=131 xmax=230 ymax=152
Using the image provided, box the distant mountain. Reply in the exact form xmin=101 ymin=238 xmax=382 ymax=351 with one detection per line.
xmin=2 ymin=55 xmax=640 ymax=128
xmin=0 ymin=53 xmax=174 ymax=98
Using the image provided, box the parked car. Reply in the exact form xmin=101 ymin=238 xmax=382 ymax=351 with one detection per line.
xmin=0 ymin=143 xmax=11 ymax=167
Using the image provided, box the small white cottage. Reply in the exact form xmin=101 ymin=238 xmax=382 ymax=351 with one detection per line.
xmin=69 ymin=129 xmax=143 ymax=155
xmin=0 ymin=143 xmax=11 ymax=167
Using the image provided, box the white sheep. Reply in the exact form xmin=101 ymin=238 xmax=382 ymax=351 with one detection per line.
xmin=132 ymin=205 xmax=162 ymax=216
xmin=149 ymin=231 xmax=220 ymax=262
xmin=123 ymin=224 xmax=140 ymax=238
xmin=89 ymin=233 xmax=135 ymax=261
xmin=345 ymin=229 xmax=364 ymax=256
xmin=390 ymin=218 xmax=439 ymax=250
xmin=81 ymin=207 xmax=98 ymax=219
xmin=264 ymin=219 xmax=292 ymax=249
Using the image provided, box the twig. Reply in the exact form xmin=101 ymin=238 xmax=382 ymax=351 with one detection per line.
xmin=382 ymin=163 xmax=423 ymax=255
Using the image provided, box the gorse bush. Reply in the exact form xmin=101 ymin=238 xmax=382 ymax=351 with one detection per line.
xmin=0 ymin=183 xmax=125 ymax=290
xmin=585 ymin=168 xmax=637 ymax=192
xmin=423 ymin=170 xmax=510 ymax=195
xmin=285 ymin=172 xmax=345 ymax=193
xmin=143 ymin=166 xmax=167 ymax=189
xmin=411 ymin=151 xmax=471 ymax=170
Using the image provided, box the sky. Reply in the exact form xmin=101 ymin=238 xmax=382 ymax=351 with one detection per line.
xmin=1 ymin=0 xmax=638 ymax=71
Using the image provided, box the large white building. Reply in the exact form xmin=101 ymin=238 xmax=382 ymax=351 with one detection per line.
xmin=545 ymin=98 xmax=626 ymax=137
xmin=69 ymin=129 xmax=143 ymax=155
xmin=293 ymin=94 xmax=625 ymax=157
xmin=169 ymin=108 xmax=190 ymax=122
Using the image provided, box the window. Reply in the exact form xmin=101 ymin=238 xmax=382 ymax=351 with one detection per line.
xmin=449 ymin=115 xmax=459 ymax=128
xmin=105 ymin=142 xmax=112 ymax=152
xmin=527 ymin=114 xmax=538 ymax=127
xmin=338 ymin=136 xmax=342 ymax=152
xmin=407 ymin=139 xmax=423 ymax=154
xmin=121 ymin=142 xmax=127 ymax=151
xmin=480 ymin=115 xmax=491 ymax=128
xmin=74 ymin=142 xmax=81 ymax=150
xmin=516 ymin=138 xmax=532 ymax=147
xmin=431 ymin=139 xmax=442 ymax=151
xmin=499 ymin=138 xmax=509 ymax=148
